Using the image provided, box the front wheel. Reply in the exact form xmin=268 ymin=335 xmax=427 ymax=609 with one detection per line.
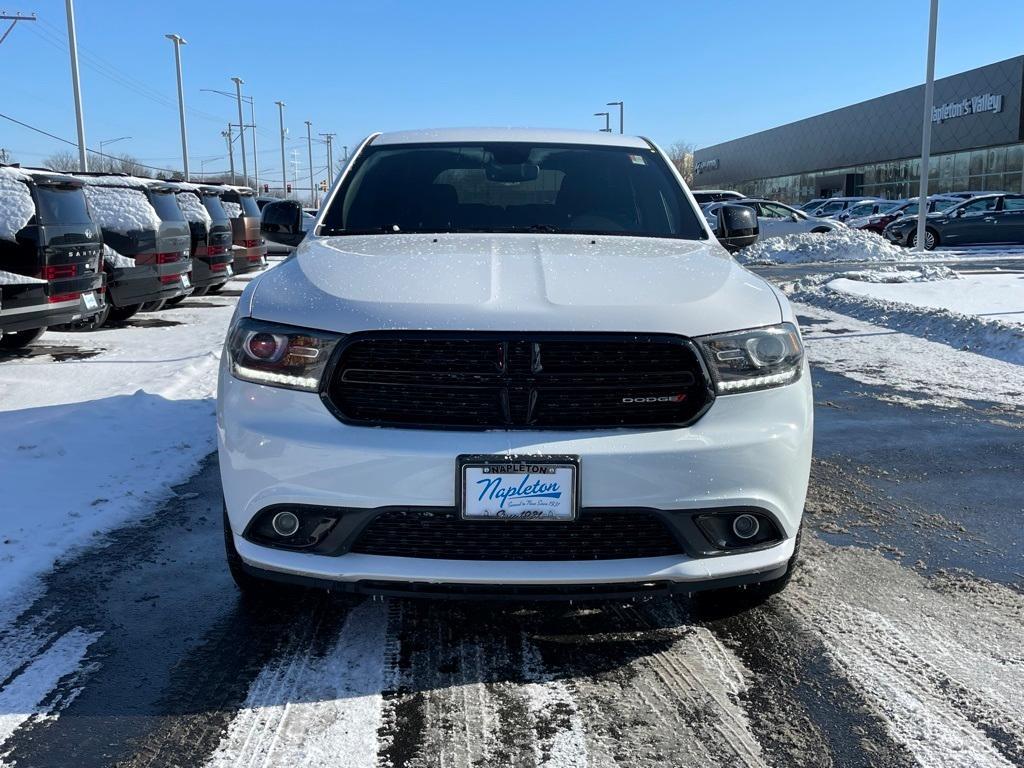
xmin=909 ymin=228 xmax=938 ymax=250
xmin=0 ymin=326 xmax=46 ymax=350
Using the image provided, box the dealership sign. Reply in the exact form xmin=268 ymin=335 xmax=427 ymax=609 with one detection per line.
xmin=695 ymin=158 xmax=719 ymax=175
xmin=932 ymin=93 xmax=1003 ymax=124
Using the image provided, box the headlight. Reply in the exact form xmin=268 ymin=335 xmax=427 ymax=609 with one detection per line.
xmin=696 ymin=322 xmax=804 ymax=393
xmin=228 ymin=317 xmax=343 ymax=391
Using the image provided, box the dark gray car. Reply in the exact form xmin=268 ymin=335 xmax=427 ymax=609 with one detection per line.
xmin=883 ymin=194 xmax=1024 ymax=249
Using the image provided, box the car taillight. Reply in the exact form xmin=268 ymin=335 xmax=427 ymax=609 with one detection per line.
xmin=42 ymin=264 xmax=78 ymax=280
xmin=48 ymin=292 xmax=80 ymax=303
xmin=237 ymin=238 xmax=259 ymax=248
xmin=209 ymin=262 xmax=229 ymax=271
xmin=207 ymin=245 xmax=227 ymax=256
xmin=155 ymin=252 xmax=184 ymax=264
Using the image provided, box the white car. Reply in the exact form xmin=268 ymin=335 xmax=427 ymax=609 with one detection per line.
xmin=218 ymin=128 xmax=813 ymax=602
xmin=703 ymin=198 xmax=843 ymax=240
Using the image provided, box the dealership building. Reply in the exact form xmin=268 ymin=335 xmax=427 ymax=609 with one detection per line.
xmin=692 ymin=55 xmax=1024 ymax=203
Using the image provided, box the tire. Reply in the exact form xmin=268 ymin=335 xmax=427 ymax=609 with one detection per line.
xmin=164 ymin=295 xmax=188 ymax=307
xmin=205 ymin=283 xmax=224 ymax=295
xmin=138 ymin=300 xmax=166 ymax=313
xmin=909 ymin=228 xmax=939 ymax=250
xmin=192 ymin=286 xmax=209 ymax=297
xmin=106 ymin=303 xmax=141 ymax=325
xmin=58 ymin=303 xmax=110 ymax=331
xmin=0 ymin=326 xmax=46 ymax=350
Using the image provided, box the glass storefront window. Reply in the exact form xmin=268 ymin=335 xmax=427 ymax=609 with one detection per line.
xmin=1006 ymin=146 xmax=1023 ymax=173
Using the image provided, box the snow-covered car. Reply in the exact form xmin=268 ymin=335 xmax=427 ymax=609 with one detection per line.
xmin=703 ymin=198 xmax=843 ymax=240
xmin=217 ymin=186 xmax=268 ymax=276
xmin=834 ymin=199 xmax=901 ymax=223
xmin=0 ymin=166 xmax=105 ymax=348
xmin=166 ymin=182 xmax=234 ymax=298
xmin=218 ymin=128 xmax=813 ymax=602
xmin=883 ymin=193 xmax=1024 ymax=249
xmin=73 ymin=174 xmax=192 ymax=325
xmin=691 ymin=189 xmax=744 ymax=205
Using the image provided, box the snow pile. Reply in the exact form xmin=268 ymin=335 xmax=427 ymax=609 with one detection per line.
xmin=222 ymin=201 xmax=243 ymax=219
xmin=736 ymin=229 xmax=912 ymax=265
xmin=0 ymin=269 xmax=46 ymax=286
xmin=836 ymin=265 xmax=959 ymax=283
xmin=175 ymin=192 xmax=212 ymax=227
xmin=102 ymin=244 xmax=136 ymax=268
xmin=0 ymin=166 xmax=36 ymax=242
xmin=82 ymin=186 xmax=161 ymax=234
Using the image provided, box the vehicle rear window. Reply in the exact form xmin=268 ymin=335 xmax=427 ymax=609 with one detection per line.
xmin=320 ymin=142 xmax=707 ymax=239
xmin=202 ymin=194 xmax=230 ymax=222
xmin=238 ymin=195 xmax=260 ymax=217
xmin=35 ymin=185 xmax=92 ymax=226
xmin=149 ymin=190 xmax=185 ymax=222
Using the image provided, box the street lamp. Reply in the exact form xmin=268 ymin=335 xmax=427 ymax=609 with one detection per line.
xmin=201 ymin=88 xmax=259 ymax=191
xmin=305 ymin=120 xmax=315 ymax=207
xmin=607 ymin=101 xmax=624 ymax=134
xmin=66 ymin=0 xmax=88 ymax=170
xmin=276 ymin=101 xmax=287 ymax=197
xmin=99 ymin=135 xmax=131 ymax=155
xmin=231 ymin=77 xmax=248 ymax=184
xmin=165 ymin=34 xmax=189 ymax=179
xmin=594 ymin=111 xmax=611 ymax=132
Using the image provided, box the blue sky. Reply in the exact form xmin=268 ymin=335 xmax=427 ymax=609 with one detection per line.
xmin=1 ymin=0 xmax=1023 ymax=184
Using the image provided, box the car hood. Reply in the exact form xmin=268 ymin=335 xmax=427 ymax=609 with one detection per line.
xmin=246 ymin=233 xmax=782 ymax=335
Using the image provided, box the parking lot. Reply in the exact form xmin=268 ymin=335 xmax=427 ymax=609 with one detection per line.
xmin=1 ymin=255 xmax=1022 ymax=767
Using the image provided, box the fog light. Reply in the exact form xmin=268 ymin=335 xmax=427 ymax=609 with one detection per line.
xmin=271 ymin=511 xmax=300 ymax=537
xmin=732 ymin=513 xmax=760 ymax=540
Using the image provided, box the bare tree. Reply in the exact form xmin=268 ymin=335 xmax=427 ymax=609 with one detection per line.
xmin=41 ymin=150 xmax=80 ymax=172
xmin=668 ymin=141 xmax=695 ymax=186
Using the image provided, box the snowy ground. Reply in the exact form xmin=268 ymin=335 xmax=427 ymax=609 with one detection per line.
xmin=0 ymin=246 xmax=1022 ymax=767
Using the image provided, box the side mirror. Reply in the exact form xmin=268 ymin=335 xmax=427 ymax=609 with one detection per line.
xmin=955 ymin=207 xmax=966 ymax=218
xmin=260 ymin=200 xmax=305 ymax=247
xmin=791 ymin=213 xmax=801 ymax=222
xmin=716 ymin=203 xmax=759 ymax=251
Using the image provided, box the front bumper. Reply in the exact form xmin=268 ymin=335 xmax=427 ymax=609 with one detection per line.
xmin=884 ymin=226 xmax=913 ymax=245
xmin=218 ymin=360 xmax=813 ymax=588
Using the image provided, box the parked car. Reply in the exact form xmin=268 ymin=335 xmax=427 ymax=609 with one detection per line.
xmin=220 ymin=128 xmax=811 ymax=603
xmin=0 ymin=166 xmax=105 ymax=349
xmin=691 ymin=189 xmax=744 ymax=205
xmin=805 ymin=196 xmax=882 ymax=218
xmin=944 ymin=190 xmax=1005 ymax=200
xmin=883 ymin=193 xmax=1024 ymax=249
xmin=166 ymin=182 xmax=233 ymax=298
xmin=217 ymin=185 xmax=267 ymax=276
xmin=846 ymin=195 xmax=961 ymax=234
xmin=72 ymin=174 xmax=191 ymax=325
xmin=834 ymin=199 xmax=902 ymax=223
xmin=703 ymin=198 xmax=843 ymax=240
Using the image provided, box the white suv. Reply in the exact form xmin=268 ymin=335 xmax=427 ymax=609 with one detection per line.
xmin=218 ymin=128 xmax=813 ymax=602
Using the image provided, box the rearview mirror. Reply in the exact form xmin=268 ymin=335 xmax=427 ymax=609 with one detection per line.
xmin=716 ymin=203 xmax=759 ymax=251
xmin=260 ymin=200 xmax=305 ymax=247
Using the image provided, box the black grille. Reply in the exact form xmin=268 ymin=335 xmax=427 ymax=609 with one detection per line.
xmin=350 ymin=510 xmax=683 ymax=561
xmin=325 ymin=333 xmax=713 ymax=429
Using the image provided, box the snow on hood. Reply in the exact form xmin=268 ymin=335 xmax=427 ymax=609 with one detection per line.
xmin=246 ymin=233 xmax=782 ymax=336
xmin=0 ymin=166 xmax=36 ymax=242
xmin=736 ymin=229 xmax=912 ymax=266
xmin=83 ymin=186 xmax=161 ymax=234
xmin=102 ymin=243 xmax=136 ymax=268
xmin=0 ymin=268 xmax=46 ymax=285
xmin=222 ymin=201 xmax=243 ymax=219
xmin=175 ymin=192 xmax=212 ymax=226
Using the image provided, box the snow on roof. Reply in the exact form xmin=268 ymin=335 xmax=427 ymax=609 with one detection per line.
xmin=82 ymin=185 xmax=161 ymax=234
xmin=0 ymin=166 xmax=37 ymax=242
xmin=222 ymin=201 xmax=243 ymax=219
xmin=75 ymin=174 xmax=153 ymax=189
xmin=175 ymin=191 xmax=212 ymax=226
xmin=163 ymin=180 xmax=203 ymax=192
xmin=102 ymin=243 xmax=136 ymax=268
xmin=0 ymin=268 xmax=46 ymax=286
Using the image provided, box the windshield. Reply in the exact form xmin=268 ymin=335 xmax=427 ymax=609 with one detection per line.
xmin=319 ymin=142 xmax=707 ymax=239
xmin=148 ymin=190 xmax=185 ymax=222
xmin=35 ymin=185 xmax=92 ymax=226
xmin=202 ymin=193 xmax=230 ymax=222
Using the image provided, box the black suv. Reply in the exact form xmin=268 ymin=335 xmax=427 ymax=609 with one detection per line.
xmin=167 ymin=182 xmax=233 ymax=298
xmin=884 ymin=193 xmax=1024 ymax=249
xmin=74 ymin=174 xmax=192 ymax=324
xmin=1 ymin=166 xmax=105 ymax=349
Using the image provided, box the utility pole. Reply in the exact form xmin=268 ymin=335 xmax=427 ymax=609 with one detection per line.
xmin=275 ymin=101 xmax=287 ymax=198
xmin=319 ymin=133 xmax=336 ymax=186
xmin=0 ymin=12 xmax=36 ymax=46
xmin=165 ymin=34 xmax=189 ymax=180
xmin=231 ymin=77 xmax=247 ymax=184
xmin=65 ymin=0 xmax=88 ymax=171
xmin=607 ymin=101 xmax=624 ymax=134
xmin=304 ymin=121 xmax=315 ymax=207
xmin=914 ymin=0 xmax=939 ymax=252
xmin=594 ymin=112 xmax=611 ymax=132
xmin=223 ymin=124 xmax=235 ymax=184
xmin=249 ymin=98 xmax=259 ymax=192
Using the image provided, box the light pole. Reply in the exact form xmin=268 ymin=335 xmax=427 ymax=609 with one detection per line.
xmin=305 ymin=121 xmax=316 ymax=207
xmin=914 ymin=0 xmax=939 ymax=252
xmin=66 ymin=0 xmax=88 ymax=171
xmin=97 ymin=136 xmax=131 ymax=171
xmin=231 ymin=77 xmax=247 ymax=184
xmin=594 ymin=111 xmax=611 ymax=132
xmin=276 ymin=101 xmax=287 ymax=197
xmin=607 ymin=101 xmax=624 ymax=134
xmin=320 ymin=133 xmax=335 ymax=186
xmin=202 ymin=88 xmax=259 ymax=190
xmin=222 ymin=125 xmax=235 ymax=184
xmin=165 ymin=34 xmax=189 ymax=179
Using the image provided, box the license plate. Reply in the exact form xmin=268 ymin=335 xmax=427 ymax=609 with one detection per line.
xmin=181 ymin=273 xmax=191 ymax=289
xmin=458 ymin=455 xmax=579 ymax=521
xmin=225 ymin=265 xmax=233 ymax=277
xmin=81 ymin=292 xmax=98 ymax=311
